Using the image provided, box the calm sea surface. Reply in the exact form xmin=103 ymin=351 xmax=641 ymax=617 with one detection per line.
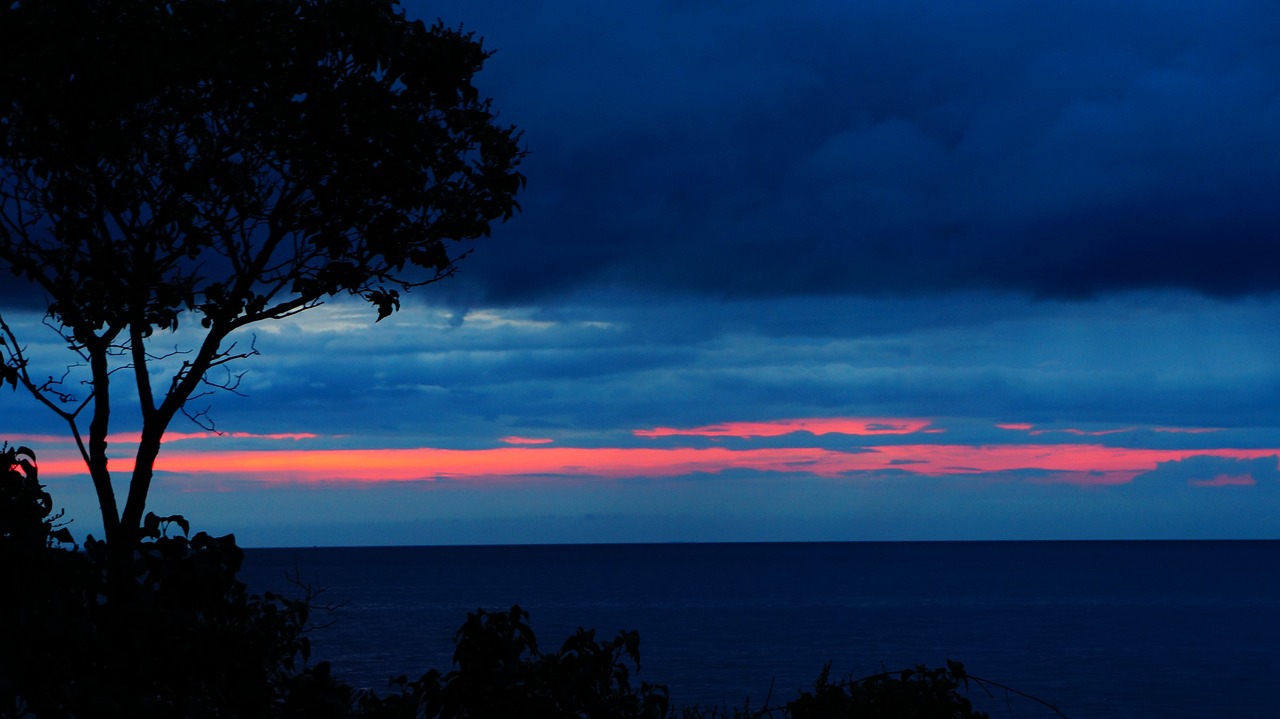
xmin=239 ymin=541 xmax=1280 ymax=718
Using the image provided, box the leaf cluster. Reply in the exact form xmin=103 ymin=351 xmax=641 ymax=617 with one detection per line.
xmin=389 ymin=606 xmax=671 ymax=719
xmin=1 ymin=449 xmax=319 ymax=718
xmin=0 ymin=444 xmax=73 ymax=552
xmin=0 ymin=336 xmax=17 ymax=391
xmin=0 ymin=0 xmax=525 ymax=339
xmin=781 ymin=661 xmax=988 ymax=719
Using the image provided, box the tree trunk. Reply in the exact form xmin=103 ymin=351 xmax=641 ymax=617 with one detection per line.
xmin=119 ymin=424 xmax=166 ymax=539
xmin=87 ymin=343 xmax=121 ymax=544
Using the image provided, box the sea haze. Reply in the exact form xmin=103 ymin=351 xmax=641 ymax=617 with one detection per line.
xmin=239 ymin=540 xmax=1280 ymax=718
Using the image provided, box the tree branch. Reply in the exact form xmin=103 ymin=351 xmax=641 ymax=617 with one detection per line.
xmin=0 ymin=313 xmax=83 ymax=422
xmin=130 ymin=323 xmax=157 ymax=420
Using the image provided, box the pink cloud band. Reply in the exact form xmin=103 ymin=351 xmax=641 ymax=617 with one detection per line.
xmin=21 ymin=417 xmax=1276 ymax=490
xmin=32 ymin=443 xmax=1280 ymax=488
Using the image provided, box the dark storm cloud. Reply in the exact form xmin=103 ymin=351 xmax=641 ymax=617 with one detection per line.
xmin=0 ymin=273 xmax=48 ymax=308
xmin=415 ymin=0 xmax=1280 ymax=303
xmin=136 ymin=290 xmax=1279 ymax=449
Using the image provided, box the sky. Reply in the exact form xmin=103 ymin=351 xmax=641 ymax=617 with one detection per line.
xmin=4 ymin=0 xmax=1280 ymax=546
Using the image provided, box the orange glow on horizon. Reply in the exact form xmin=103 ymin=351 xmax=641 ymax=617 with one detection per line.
xmin=32 ymin=442 xmax=1280 ymax=488
xmin=20 ymin=416 xmax=1274 ymax=490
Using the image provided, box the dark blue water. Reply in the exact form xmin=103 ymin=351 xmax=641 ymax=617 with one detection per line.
xmin=239 ymin=541 xmax=1280 ymax=718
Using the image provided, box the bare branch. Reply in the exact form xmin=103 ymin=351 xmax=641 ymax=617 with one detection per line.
xmin=201 ymin=364 xmax=252 ymax=397
xmin=180 ymin=404 xmax=221 ymax=434
xmin=0 ymin=312 xmax=84 ymax=422
xmin=35 ymin=364 xmax=80 ymax=405
xmin=143 ymin=345 xmax=193 ymax=362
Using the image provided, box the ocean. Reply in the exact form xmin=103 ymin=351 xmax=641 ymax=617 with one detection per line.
xmin=238 ymin=541 xmax=1280 ymax=718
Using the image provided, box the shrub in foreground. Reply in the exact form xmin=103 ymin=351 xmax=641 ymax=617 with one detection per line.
xmin=2 ymin=446 xmax=317 ymax=717
xmin=2 ymin=447 xmax=1062 ymax=718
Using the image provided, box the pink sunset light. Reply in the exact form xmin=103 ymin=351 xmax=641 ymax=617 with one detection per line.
xmin=31 ymin=439 xmax=1280 ymax=489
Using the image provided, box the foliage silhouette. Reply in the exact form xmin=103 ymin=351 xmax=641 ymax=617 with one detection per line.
xmin=1 ymin=448 xmax=669 ymax=718
xmin=406 ymin=606 xmax=671 ymax=719
xmin=2 ymin=448 xmax=325 ymax=717
xmin=784 ymin=661 xmax=989 ymax=719
xmin=3 ymin=448 xmax=1067 ymax=718
xmin=0 ymin=0 xmax=524 ymax=547
xmin=0 ymin=444 xmax=72 ymax=551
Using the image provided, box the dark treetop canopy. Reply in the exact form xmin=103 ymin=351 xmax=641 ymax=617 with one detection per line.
xmin=0 ymin=0 xmax=524 ymax=332
xmin=0 ymin=0 xmax=524 ymax=542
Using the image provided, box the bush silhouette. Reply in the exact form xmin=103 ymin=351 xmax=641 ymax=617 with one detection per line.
xmin=1 ymin=448 xmax=330 ymax=717
xmin=2 ymin=447 xmax=1062 ymax=718
xmin=1 ymin=450 xmax=671 ymax=718
xmin=401 ymin=606 xmax=669 ymax=719
xmin=782 ymin=662 xmax=988 ymax=719
xmin=0 ymin=445 xmax=71 ymax=551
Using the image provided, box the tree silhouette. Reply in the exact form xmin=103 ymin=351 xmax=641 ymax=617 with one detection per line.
xmin=0 ymin=0 xmax=524 ymax=547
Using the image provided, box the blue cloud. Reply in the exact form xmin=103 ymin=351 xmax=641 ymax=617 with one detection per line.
xmin=1133 ymin=455 xmax=1280 ymax=489
xmin=403 ymin=0 xmax=1280 ymax=304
